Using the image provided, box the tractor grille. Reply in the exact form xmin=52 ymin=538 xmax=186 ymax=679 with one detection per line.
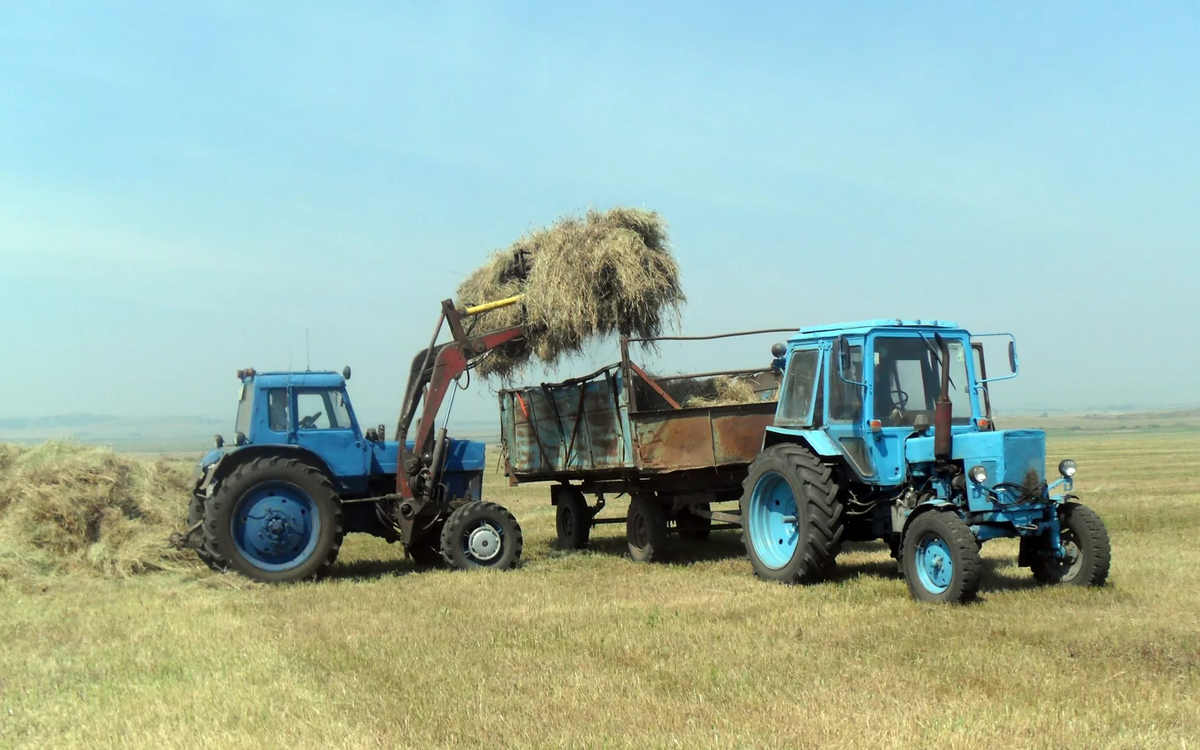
xmin=1003 ymin=430 xmax=1046 ymax=490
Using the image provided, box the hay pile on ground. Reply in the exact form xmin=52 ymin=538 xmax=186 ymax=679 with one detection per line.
xmin=0 ymin=442 xmax=194 ymax=579
xmin=456 ymin=207 xmax=685 ymax=379
xmin=683 ymin=376 xmax=762 ymax=408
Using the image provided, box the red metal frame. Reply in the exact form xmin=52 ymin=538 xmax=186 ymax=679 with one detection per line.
xmin=395 ymin=299 xmax=523 ymax=501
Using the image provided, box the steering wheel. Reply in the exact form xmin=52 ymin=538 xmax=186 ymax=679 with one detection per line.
xmin=299 ymin=411 xmax=323 ymax=429
xmin=884 ymin=388 xmax=910 ymax=425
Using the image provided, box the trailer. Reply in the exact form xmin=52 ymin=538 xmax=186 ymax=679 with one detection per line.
xmin=498 ymin=330 xmax=791 ymax=561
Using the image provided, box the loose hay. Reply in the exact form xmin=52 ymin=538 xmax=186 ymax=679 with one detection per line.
xmin=456 ymin=207 xmax=685 ymax=379
xmin=0 ymin=442 xmax=195 ymax=579
xmin=682 ymin=376 xmax=763 ymax=408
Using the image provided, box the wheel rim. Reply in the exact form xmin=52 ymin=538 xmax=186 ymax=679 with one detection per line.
xmin=461 ymin=519 xmax=505 ymax=564
xmin=1049 ymin=529 xmax=1084 ymax=582
xmin=748 ymin=471 xmax=799 ymax=570
xmin=914 ymin=533 xmax=954 ymax=595
xmin=630 ymin=508 xmax=649 ymax=549
xmin=231 ymin=481 xmax=320 ymax=572
xmin=560 ymin=504 xmax=576 ymax=539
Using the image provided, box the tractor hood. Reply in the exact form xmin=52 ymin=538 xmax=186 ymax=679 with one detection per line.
xmin=905 ymin=429 xmax=1047 ymax=491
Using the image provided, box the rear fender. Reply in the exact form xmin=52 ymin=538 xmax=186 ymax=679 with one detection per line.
xmin=197 ymin=445 xmax=336 ymax=498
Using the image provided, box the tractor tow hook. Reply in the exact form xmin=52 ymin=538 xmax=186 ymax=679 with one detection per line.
xmin=167 ymin=520 xmax=204 ymax=551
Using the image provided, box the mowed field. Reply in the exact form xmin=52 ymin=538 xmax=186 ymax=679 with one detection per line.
xmin=2 ymin=431 xmax=1198 ymax=749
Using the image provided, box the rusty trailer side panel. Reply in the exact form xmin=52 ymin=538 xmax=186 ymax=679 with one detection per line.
xmin=500 ymin=368 xmax=635 ymax=478
xmin=633 ymin=403 xmax=776 ymax=472
xmin=500 ymin=366 xmax=778 ymax=483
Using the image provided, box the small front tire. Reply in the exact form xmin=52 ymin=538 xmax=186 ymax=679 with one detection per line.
xmin=440 ymin=502 xmax=523 ymax=570
xmin=901 ymin=510 xmax=982 ymax=603
xmin=1028 ymin=502 xmax=1111 ymax=586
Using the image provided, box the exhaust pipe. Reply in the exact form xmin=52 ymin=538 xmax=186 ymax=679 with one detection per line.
xmin=934 ymin=334 xmax=953 ymax=462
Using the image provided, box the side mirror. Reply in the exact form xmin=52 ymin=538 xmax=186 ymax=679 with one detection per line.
xmin=770 ymin=342 xmax=786 ymax=358
xmin=1007 ymin=341 xmax=1017 ymax=373
xmin=342 ymin=366 xmax=352 ymax=381
xmin=834 ymin=337 xmax=866 ymax=387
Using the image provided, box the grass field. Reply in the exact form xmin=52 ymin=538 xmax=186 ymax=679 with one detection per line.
xmin=2 ymin=431 xmax=1198 ymax=748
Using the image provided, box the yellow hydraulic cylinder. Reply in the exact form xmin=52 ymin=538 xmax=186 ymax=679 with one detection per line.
xmin=463 ymin=294 xmax=525 ymax=316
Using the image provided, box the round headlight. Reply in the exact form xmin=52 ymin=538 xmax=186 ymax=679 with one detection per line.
xmin=969 ymin=464 xmax=988 ymax=484
xmin=1059 ymin=459 xmax=1077 ymax=478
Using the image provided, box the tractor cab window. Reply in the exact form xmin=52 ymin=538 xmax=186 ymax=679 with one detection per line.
xmin=777 ymin=348 xmax=820 ymax=426
xmin=235 ymin=384 xmax=254 ymax=436
xmin=266 ymin=389 xmax=290 ymax=432
xmin=296 ymin=389 xmax=353 ymax=431
xmin=828 ymin=345 xmax=863 ymax=422
xmin=872 ymin=336 xmax=971 ymax=426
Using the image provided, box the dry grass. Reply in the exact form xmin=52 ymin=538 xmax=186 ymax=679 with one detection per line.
xmin=0 ymin=441 xmax=194 ymax=579
xmin=456 ymin=207 xmax=685 ymax=379
xmin=1 ymin=431 xmax=1198 ymax=748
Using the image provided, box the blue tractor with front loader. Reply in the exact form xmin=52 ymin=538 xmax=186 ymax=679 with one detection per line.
xmin=173 ymin=298 xmax=532 ymax=583
xmin=742 ymin=319 xmax=1110 ymax=602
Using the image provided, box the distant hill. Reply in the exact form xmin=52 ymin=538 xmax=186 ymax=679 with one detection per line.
xmin=0 ymin=414 xmax=228 ymax=452
xmin=0 ymin=414 xmax=501 ymax=453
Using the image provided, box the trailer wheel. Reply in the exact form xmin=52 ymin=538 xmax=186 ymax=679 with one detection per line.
xmin=1027 ymin=502 xmax=1111 ymax=587
xmin=554 ymin=486 xmax=591 ymax=550
xmin=675 ymin=503 xmax=712 ymax=541
xmin=440 ymin=502 xmax=523 ymax=570
xmin=626 ymin=494 xmax=668 ymax=562
xmin=740 ymin=444 xmax=843 ymax=583
xmin=188 ymin=494 xmax=227 ymax=572
xmin=901 ymin=509 xmax=981 ymax=603
xmin=202 ymin=457 xmax=344 ymax=583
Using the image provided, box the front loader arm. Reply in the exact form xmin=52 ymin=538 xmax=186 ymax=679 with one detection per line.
xmin=395 ymin=298 xmax=524 ymax=505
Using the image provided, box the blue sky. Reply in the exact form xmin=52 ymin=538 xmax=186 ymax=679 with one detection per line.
xmin=2 ymin=1 xmax=1198 ymax=427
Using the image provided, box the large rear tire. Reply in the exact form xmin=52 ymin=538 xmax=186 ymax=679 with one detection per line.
xmin=202 ymin=456 xmax=344 ymax=583
xmin=440 ymin=502 xmax=523 ymax=570
xmin=626 ymin=494 xmax=668 ymax=562
xmin=740 ymin=444 xmax=843 ymax=583
xmin=188 ymin=493 xmax=226 ymax=572
xmin=901 ymin=509 xmax=981 ymax=603
xmin=1028 ymin=502 xmax=1111 ymax=586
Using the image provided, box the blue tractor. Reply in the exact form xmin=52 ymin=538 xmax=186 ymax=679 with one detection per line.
xmin=175 ymin=299 xmax=531 ymax=583
xmin=741 ymin=320 xmax=1110 ymax=603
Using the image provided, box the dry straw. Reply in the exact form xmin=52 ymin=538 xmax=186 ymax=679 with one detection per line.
xmin=456 ymin=207 xmax=685 ymax=379
xmin=682 ymin=376 xmax=763 ymax=408
xmin=0 ymin=442 xmax=194 ymax=580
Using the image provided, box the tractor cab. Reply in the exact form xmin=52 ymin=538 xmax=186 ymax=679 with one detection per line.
xmin=202 ymin=367 xmax=485 ymax=501
xmin=741 ymin=320 xmax=1109 ymax=602
xmin=771 ymin=320 xmax=1028 ymax=496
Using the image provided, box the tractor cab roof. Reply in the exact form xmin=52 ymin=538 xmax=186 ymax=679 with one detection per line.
xmin=243 ymin=371 xmax=347 ymax=389
xmin=789 ymin=319 xmax=961 ymax=343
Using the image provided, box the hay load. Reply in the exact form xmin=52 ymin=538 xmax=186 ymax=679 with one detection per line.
xmin=456 ymin=207 xmax=685 ymax=379
xmin=0 ymin=442 xmax=194 ymax=579
xmin=682 ymin=376 xmax=763 ymax=408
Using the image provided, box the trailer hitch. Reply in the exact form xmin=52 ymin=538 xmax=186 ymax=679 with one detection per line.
xmin=167 ymin=520 xmax=204 ymax=550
